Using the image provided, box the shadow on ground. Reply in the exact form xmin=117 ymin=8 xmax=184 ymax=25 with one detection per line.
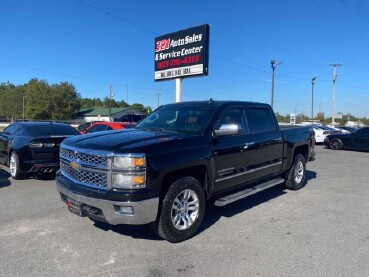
xmin=93 ymin=170 xmax=317 ymax=241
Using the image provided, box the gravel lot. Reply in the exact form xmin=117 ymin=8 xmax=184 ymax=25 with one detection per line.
xmin=0 ymin=146 xmax=368 ymax=277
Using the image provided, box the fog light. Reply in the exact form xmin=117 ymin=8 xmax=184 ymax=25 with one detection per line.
xmin=115 ymin=206 xmax=133 ymax=215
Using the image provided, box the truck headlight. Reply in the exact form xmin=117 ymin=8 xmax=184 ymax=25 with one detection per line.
xmin=113 ymin=155 xmax=146 ymax=169
xmin=113 ymin=173 xmax=146 ymax=189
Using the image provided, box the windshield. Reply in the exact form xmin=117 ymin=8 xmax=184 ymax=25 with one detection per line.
xmin=136 ymin=104 xmax=216 ymax=135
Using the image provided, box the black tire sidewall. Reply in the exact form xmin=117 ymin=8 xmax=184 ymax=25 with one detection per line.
xmin=330 ymin=138 xmax=343 ymax=150
xmin=157 ymin=177 xmax=205 ymax=243
xmin=286 ymin=154 xmax=306 ymax=190
xmin=10 ymin=152 xmax=19 ymax=179
xmin=10 ymin=152 xmax=25 ymax=180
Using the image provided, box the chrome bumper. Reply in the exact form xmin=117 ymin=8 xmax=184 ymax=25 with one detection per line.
xmin=56 ymin=181 xmax=159 ymax=225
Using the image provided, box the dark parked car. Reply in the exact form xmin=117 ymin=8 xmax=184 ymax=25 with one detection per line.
xmin=324 ymin=127 xmax=369 ymax=151
xmin=0 ymin=122 xmax=80 ymax=179
xmin=113 ymin=114 xmax=146 ymax=122
xmin=113 ymin=114 xmax=146 ymax=127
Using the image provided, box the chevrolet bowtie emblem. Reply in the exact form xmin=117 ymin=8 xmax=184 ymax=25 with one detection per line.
xmin=70 ymin=161 xmax=79 ymax=170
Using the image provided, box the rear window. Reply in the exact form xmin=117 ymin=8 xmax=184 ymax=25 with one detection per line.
xmin=115 ymin=114 xmax=145 ymax=122
xmin=22 ymin=123 xmax=80 ymax=136
xmin=247 ymin=108 xmax=276 ymax=133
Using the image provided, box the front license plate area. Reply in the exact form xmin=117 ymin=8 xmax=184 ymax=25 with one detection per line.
xmin=67 ymin=198 xmax=85 ymax=217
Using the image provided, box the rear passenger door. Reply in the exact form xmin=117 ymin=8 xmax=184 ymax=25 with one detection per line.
xmin=246 ymin=107 xmax=283 ymax=179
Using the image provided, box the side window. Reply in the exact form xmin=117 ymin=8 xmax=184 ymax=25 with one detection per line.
xmin=3 ymin=124 xmax=19 ymax=135
xmin=214 ymin=108 xmax=249 ymax=134
xmin=248 ymin=108 xmax=276 ymax=133
xmin=356 ymin=128 xmax=369 ymax=135
xmin=132 ymin=115 xmax=144 ymax=122
xmin=106 ymin=126 xmax=113 ymax=130
xmin=120 ymin=115 xmax=130 ymax=122
xmin=88 ymin=125 xmax=108 ymax=133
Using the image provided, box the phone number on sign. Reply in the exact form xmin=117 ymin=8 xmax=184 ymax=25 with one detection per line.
xmin=157 ymin=55 xmax=200 ymax=69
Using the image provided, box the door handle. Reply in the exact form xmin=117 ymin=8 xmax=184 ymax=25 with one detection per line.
xmin=243 ymin=141 xmax=255 ymax=149
xmin=274 ymin=137 xmax=282 ymax=142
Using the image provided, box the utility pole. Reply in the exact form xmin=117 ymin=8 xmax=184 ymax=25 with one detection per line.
xmin=22 ymin=96 xmax=25 ymax=121
xmin=109 ymin=85 xmax=114 ymax=122
xmin=311 ymin=77 xmax=317 ymax=125
xmin=271 ymin=60 xmax=283 ymax=109
xmin=329 ymin=63 xmax=342 ymax=125
xmin=126 ymin=85 xmax=129 ymax=105
xmin=176 ymin=78 xmax=183 ymax=102
xmin=155 ymin=90 xmax=162 ymax=108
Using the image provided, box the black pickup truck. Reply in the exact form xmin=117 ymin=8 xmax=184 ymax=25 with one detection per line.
xmin=56 ymin=100 xmax=315 ymax=242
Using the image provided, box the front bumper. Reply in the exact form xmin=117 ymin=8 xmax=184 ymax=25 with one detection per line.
xmin=56 ymin=179 xmax=159 ymax=225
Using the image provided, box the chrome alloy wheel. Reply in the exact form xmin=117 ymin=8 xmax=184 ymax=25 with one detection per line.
xmin=294 ymin=160 xmax=304 ymax=184
xmin=171 ymin=189 xmax=200 ymax=230
xmin=9 ymin=153 xmax=17 ymax=178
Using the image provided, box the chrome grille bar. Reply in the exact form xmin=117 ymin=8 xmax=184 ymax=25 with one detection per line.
xmin=61 ymin=161 xmax=108 ymax=187
xmin=60 ymin=147 xmax=108 ymax=168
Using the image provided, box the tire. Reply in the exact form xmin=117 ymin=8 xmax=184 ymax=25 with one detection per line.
xmin=151 ymin=177 xmax=205 ymax=243
xmin=285 ymin=154 xmax=306 ymax=190
xmin=329 ymin=138 xmax=343 ymax=150
xmin=9 ymin=152 xmax=26 ymax=180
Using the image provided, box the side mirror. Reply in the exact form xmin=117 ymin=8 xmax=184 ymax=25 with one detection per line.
xmin=213 ymin=124 xmax=240 ymax=137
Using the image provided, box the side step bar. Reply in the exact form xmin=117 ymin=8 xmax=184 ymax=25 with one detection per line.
xmin=214 ymin=177 xmax=285 ymax=207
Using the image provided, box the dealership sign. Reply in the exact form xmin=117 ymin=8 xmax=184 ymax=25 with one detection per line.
xmin=154 ymin=24 xmax=210 ymax=81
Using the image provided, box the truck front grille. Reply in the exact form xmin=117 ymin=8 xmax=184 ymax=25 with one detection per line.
xmin=61 ymin=161 xmax=108 ymax=187
xmin=60 ymin=146 xmax=110 ymax=188
xmin=60 ymin=147 xmax=108 ymax=167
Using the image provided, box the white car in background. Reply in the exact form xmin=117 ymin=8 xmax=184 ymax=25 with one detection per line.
xmin=327 ymin=125 xmax=350 ymax=134
xmin=313 ymin=125 xmax=342 ymax=144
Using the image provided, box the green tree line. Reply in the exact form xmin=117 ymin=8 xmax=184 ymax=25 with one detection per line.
xmin=275 ymin=111 xmax=369 ymax=126
xmin=0 ymin=79 xmax=150 ymax=120
xmin=0 ymin=79 xmax=368 ymax=125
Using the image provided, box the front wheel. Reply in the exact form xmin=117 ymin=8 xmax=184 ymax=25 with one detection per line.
xmin=151 ymin=177 xmax=205 ymax=243
xmin=329 ymin=138 xmax=343 ymax=150
xmin=285 ymin=154 xmax=306 ymax=190
xmin=9 ymin=152 xmax=26 ymax=180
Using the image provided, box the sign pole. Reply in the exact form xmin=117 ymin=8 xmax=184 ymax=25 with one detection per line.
xmin=175 ymin=78 xmax=183 ymax=102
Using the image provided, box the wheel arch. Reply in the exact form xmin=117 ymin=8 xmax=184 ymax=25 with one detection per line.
xmin=293 ymin=144 xmax=309 ymax=162
xmin=160 ymin=165 xmax=208 ymax=200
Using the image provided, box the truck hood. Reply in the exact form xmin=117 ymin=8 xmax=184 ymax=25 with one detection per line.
xmin=62 ymin=128 xmax=193 ymax=153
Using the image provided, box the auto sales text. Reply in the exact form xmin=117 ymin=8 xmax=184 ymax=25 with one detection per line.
xmin=155 ymin=46 xmax=203 ymax=61
xmin=156 ymin=33 xmax=203 ymax=53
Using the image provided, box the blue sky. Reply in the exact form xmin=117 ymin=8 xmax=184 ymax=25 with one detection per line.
xmin=1 ymin=0 xmax=368 ymax=118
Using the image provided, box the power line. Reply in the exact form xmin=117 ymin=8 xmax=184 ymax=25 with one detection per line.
xmin=339 ymin=82 xmax=369 ymax=90
xmin=0 ymin=60 xmax=176 ymax=95
xmin=78 ymin=0 xmax=159 ymax=35
xmin=211 ymin=54 xmax=270 ymax=74
xmin=0 ymin=60 xmax=110 ymax=85
xmin=74 ymin=0 xmax=369 ymax=97
xmin=4 ymin=1 xmax=368 ymax=110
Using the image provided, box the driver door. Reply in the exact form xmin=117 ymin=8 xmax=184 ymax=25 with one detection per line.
xmin=211 ymin=106 xmax=256 ymax=192
xmin=352 ymin=128 xmax=369 ymax=149
xmin=0 ymin=124 xmax=19 ymax=163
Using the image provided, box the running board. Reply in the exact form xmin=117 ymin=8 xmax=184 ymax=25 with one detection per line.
xmin=214 ymin=177 xmax=285 ymax=207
